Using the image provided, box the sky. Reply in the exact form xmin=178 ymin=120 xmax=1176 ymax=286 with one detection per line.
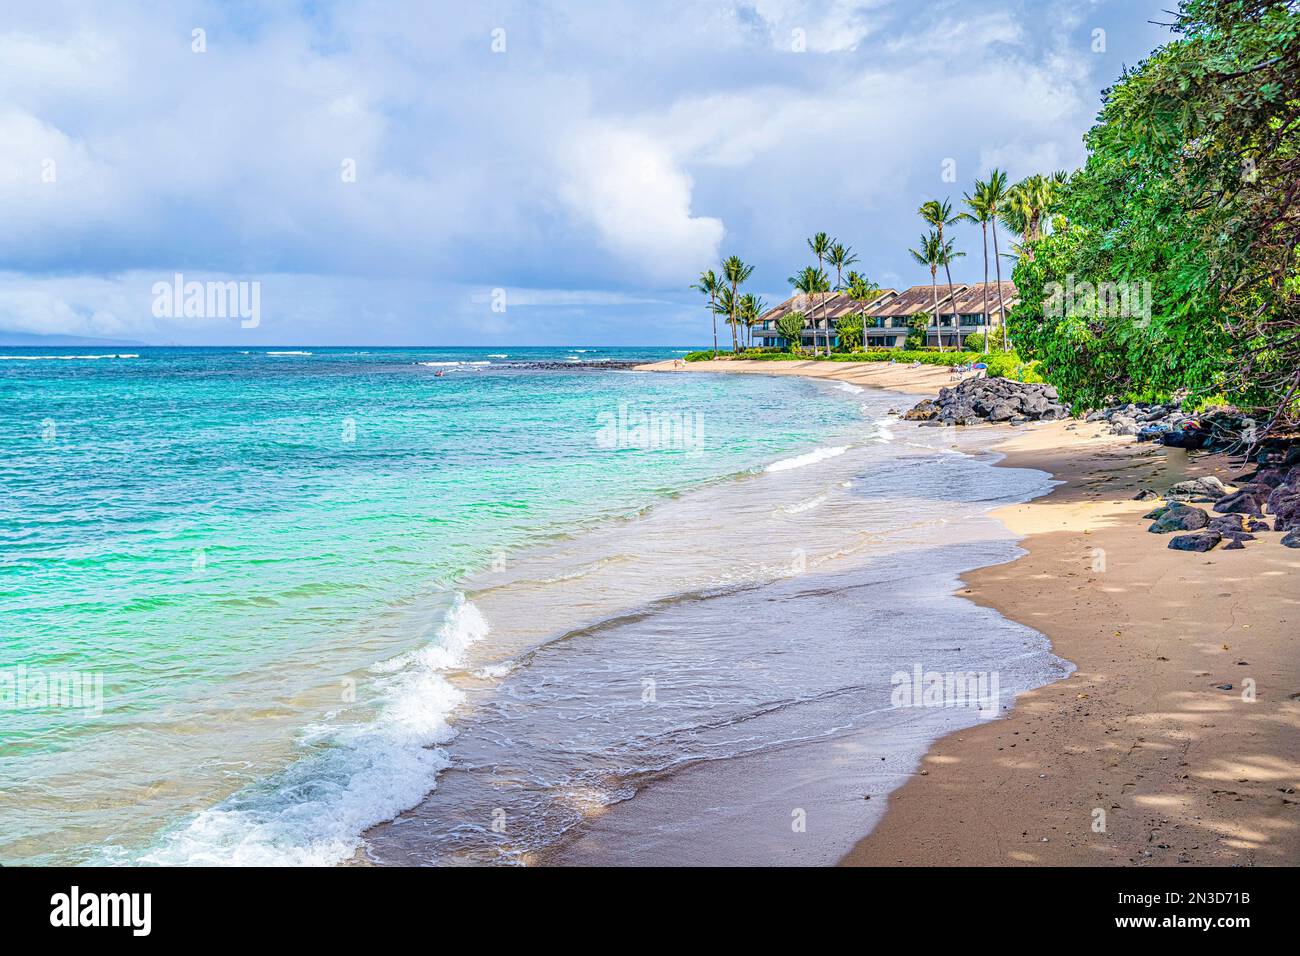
xmin=0 ymin=0 xmax=1175 ymax=346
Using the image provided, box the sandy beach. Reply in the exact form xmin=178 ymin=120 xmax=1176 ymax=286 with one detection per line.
xmin=636 ymin=357 xmax=955 ymax=396
xmin=640 ymin=357 xmax=1300 ymax=866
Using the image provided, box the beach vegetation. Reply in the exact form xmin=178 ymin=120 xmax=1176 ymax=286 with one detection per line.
xmin=920 ymin=199 xmax=966 ymax=351
xmin=777 ymin=311 xmax=808 ymax=351
xmin=1007 ymin=0 xmax=1300 ymax=436
xmin=805 ymin=233 xmax=834 ymax=356
xmin=721 ymin=256 xmax=756 ymax=354
xmin=835 ymin=314 xmax=865 ymax=350
xmin=905 ymin=312 xmax=930 ymax=350
xmin=689 ymin=270 xmax=723 ymax=358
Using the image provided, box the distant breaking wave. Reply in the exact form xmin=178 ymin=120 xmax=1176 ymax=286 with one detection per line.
xmin=0 ymin=353 xmax=138 ymax=360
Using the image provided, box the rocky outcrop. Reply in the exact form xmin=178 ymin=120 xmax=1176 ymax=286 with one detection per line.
xmin=1149 ymin=462 xmax=1300 ymax=552
xmin=904 ymin=378 xmax=1070 ymax=427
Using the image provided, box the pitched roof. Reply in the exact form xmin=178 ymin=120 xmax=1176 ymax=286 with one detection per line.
xmin=869 ymin=284 xmax=964 ymax=317
xmin=754 ymin=281 xmax=1015 ymax=323
xmin=945 ymin=281 xmax=1018 ymax=315
xmin=823 ymin=288 xmax=897 ymax=318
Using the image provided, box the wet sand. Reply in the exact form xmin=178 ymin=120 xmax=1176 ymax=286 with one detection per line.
xmin=640 ymin=358 xmax=1300 ymax=866
xmin=841 ymin=419 xmax=1300 ymax=866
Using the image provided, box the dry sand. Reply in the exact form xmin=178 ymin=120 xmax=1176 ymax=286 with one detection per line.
xmin=642 ymin=357 xmax=1300 ymax=866
xmin=635 ymin=357 xmax=955 ymax=395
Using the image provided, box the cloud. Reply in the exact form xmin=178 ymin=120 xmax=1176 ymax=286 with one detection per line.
xmin=0 ymin=0 xmax=1176 ymax=344
xmin=555 ymin=124 xmax=725 ymax=283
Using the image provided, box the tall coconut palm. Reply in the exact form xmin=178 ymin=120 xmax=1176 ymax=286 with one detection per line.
xmin=826 ymin=242 xmax=858 ymax=352
xmin=908 ymin=232 xmax=944 ymax=351
xmin=920 ymin=199 xmax=964 ymax=351
xmin=787 ymin=265 xmax=830 ymax=354
xmin=1002 ymin=172 xmax=1067 ymax=260
xmin=739 ymin=293 xmax=765 ymax=349
xmin=982 ymin=169 xmax=1011 ymax=350
xmin=844 ymin=271 xmax=880 ymax=310
xmin=690 ymin=269 xmax=722 ymax=357
xmin=711 ymin=287 xmax=736 ymax=349
xmin=806 ymin=233 xmax=833 ymax=356
xmin=959 ymin=181 xmax=993 ymax=354
xmin=844 ymin=271 xmax=880 ymax=347
xmin=936 ymin=236 xmax=966 ymax=350
xmin=721 ymin=255 xmax=755 ymax=354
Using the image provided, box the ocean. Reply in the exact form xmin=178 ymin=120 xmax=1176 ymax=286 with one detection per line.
xmin=0 ymin=346 xmax=1068 ymax=865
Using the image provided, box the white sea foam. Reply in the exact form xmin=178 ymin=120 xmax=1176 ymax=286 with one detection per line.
xmin=139 ymin=596 xmax=489 ymax=866
xmin=783 ymin=494 xmax=827 ymax=514
xmin=764 ymin=446 xmax=848 ymax=473
xmin=266 ymin=351 xmax=312 ymax=356
xmin=486 ymin=354 xmax=508 ymax=358
xmin=831 ymin=381 xmax=864 ymax=394
xmin=873 ymin=423 xmax=895 ymax=444
xmin=418 ymin=361 xmax=491 ymax=368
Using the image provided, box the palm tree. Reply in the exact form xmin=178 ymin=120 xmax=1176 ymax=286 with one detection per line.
xmin=936 ymin=236 xmax=966 ymax=350
xmin=1002 ymin=172 xmax=1066 ymax=260
xmin=983 ymin=169 xmax=1011 ymax=350
xmin=920 ymin=199 xmax=964 ymax=351
xmin=960 ymin=181 xmax=993 ymax=354
xmin=787 ymin=265 xmax=830 ymax=354
xmin=908 ymin=231 xmax=944 ymax=352
xmin=690 ymin=270 xmax=722 ymax=357
xmin=711 ymin=287 xmax=736 ymax=349
xmin=721 ymin=255 xmax=755 ymax=354
xmin=738 ymin=293 xmax=765 ymax=349
xmin=826 ymin=242 xmax=858 ymax=352
xmin=806 ymin=233 xmax=833 ymax=356
xmin=844 ymin=271 xmax=880 ymax=348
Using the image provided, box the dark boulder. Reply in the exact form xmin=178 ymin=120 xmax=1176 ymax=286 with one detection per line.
xmin=1166 ymin=476 xmax=1228 ymax=502
xmin=1161 ymin=430 xmax=1206 ymax=449
xmin=1266 ymin=486 xmax=1300 ymax=531
xmin=1213 ymin=491 xmax=1264 ymax=515
xmin=1208 ymin=513 xmax=1270 ymax=535
xmin=1281 ymin=529 xmax=1300 ymax=548
xmin=1169 ymin=531 xmax=1222 ymax=552
xmin=1149 ymin=504 xmax=1209 ymax=534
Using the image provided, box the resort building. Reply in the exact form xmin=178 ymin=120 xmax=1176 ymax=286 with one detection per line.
xmin=750 ymin=281 xmax=1018 ymax=350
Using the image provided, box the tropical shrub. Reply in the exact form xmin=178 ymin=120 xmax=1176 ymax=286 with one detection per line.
xmin=905 ymin=313 xmax=930 ymax=350
xmin=963 ymin=331 xmax=986 ymax=352
xmin=776 ymin=311 xmax=808 ymax=351
xmin=835 ymin=313 xmax=865 ymax=351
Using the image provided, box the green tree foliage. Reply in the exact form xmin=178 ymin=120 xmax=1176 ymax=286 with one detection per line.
xmin=906 ymin=312 xmax=930 ymax=350
xmin=835 ymin=314 xmax=864 ymax=350
xmin=1009 ymin=0 xmax=1300 ymax=431
xmin=776 ymin=311 xmax=807 ymax=351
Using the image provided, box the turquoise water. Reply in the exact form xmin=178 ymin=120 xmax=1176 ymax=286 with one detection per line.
xmin=0 ymin=346 xmax=865 ymax=864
